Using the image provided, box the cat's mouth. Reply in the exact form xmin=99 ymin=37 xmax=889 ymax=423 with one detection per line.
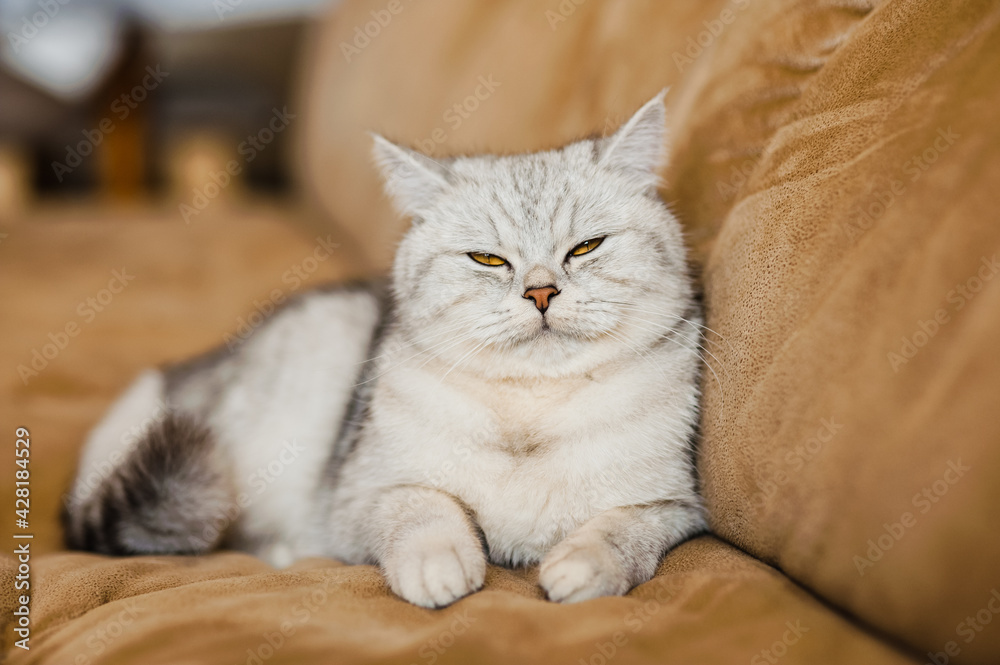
xmin=526 ymin=315 xmax=576 ymax=342
xmin=512 ymin=319 xmax=557 ymax=346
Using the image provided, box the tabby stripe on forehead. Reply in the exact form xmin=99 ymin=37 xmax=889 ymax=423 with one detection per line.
xmin=512 ymin=165 xmax=545 ymax=221
xmin=547 ymin=191 xmax=567 ymax=239
xmin=484 ymin=214 xmax=501 ymax=244
xmin=568 ymin=199 xmax=582 ymax=239
xmin=510 ymin=166 xmax=530 ymax=204
xmin=491 ymin=190 xmax=518 ymax=226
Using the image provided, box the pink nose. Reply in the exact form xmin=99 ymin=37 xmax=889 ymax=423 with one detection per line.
xmin=523 ymin=286 xmax=559 ymax=313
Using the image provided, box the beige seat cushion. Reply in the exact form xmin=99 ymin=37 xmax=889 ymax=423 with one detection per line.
xmin=5 ymin=539 xmax=919 ymax=664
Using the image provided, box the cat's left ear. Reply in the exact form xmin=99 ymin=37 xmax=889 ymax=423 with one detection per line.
xmin=371 ymin=134 xmax=452 ymax=218
xmin=598 ymin=89 xmax=669 ymax=191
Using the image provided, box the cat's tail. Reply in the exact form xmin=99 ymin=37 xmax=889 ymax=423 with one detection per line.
xmin=63 ymin=370 xmax=235 ymax=555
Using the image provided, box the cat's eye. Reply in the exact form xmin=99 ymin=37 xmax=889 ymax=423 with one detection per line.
xmin=469 ymin=252 xmax=507 ymax=266
xmin=569 ymin=237 xmax=605 ymax=258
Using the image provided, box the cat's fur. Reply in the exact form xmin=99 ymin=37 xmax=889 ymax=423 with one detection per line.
xmin=64 ymin=92 xmax=707 ymax=607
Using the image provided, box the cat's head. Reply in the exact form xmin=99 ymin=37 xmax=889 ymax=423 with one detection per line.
xmin=373 ymin=91 xmax=695 ymax=379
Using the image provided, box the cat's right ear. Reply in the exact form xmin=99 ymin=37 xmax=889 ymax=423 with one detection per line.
xmin=371 ymin=134 xmax=451 ymax=219
xmin=597 ymin=89 xmax=669 ymax=192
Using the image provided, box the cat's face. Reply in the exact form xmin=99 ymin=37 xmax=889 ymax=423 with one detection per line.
xmin=375 ymin=92 xmax=695 ymax=379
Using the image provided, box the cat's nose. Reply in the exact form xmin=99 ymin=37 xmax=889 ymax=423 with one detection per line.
xmin=523 ymin=286 xmax=559 ymax=313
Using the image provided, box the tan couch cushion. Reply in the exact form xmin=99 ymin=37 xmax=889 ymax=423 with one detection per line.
xmin=299 ymin=0 xmax=1000 ymax=662
xmin=685 ymin=1 xmax=1000 ymax=662
xmin=5 ymin=539 xmax=919 ymax=664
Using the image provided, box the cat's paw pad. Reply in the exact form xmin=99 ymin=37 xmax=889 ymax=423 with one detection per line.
xmin=384 ymin=530 xmax=485 ymax=608
xmin=539 ymin=538 xmax=630 ymax=603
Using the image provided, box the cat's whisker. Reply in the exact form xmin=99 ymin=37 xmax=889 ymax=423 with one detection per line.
xmin=600 ymin=303 xmax=737 ymax=375
xmin=439 ymin=338 xmax=490 ymax=382
xmin=613 ymin=312 xmax=732 ymax=382
xmin=611 ymin=310 xmax=721 ymax=359
xmin=610 ymin=314 xmax=727 ymax=419
xmin=603 ymin=328 xmax=663 ymax=375
xmin=614 ymin=315 xmax=729 ymax=410
xmin=616 ymin=302 xmax=736 ymax=356
xmin=413 ymin=329 xmax=487 ymax=372
xmin=598 ymin=300 xmax=735 ymax=354
xmin=613 ymin=314 xmax=714 ymax=370
xmin=357 ymin=326 xmax=484 ymax=385
xmin=358 ymin=318 xmax=475 ymax=366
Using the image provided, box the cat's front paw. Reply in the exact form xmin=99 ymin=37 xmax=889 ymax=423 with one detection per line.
xmin=539 ymin=537 xmax=631 ymax=603
xmin=383 ymin=528 xmax=486 ymax=608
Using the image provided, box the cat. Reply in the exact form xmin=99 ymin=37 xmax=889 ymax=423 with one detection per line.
xmin=63 ymin=91 xmax=707 ymax=608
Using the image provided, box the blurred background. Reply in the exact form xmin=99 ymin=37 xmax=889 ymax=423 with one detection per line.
xmin=0 ymin=0 xmax=334 ymax=216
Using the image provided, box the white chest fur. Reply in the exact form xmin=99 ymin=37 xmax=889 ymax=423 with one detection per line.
xmin=339 ymin=347 xmax=699 ymax=566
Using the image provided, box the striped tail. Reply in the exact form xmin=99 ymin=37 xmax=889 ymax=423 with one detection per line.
xmin=63 ymin=413 xmax=235 ymax=555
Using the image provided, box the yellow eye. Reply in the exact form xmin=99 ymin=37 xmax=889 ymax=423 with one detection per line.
xmin=469 ymin=252 xmax=507 ymax=266
xmin=570 ymin=237 xmax=605 ymax=257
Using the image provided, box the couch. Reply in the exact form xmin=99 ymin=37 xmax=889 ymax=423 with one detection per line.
xmin=3 ymin=0 xmax=999 ymax=663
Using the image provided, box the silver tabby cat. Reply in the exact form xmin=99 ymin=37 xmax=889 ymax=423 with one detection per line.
xmin=65 ymin=91 xmax=707 ymax=608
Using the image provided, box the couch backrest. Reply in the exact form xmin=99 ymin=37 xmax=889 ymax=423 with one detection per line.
xmin=298 ymin=1 xmax=1000 ymax=662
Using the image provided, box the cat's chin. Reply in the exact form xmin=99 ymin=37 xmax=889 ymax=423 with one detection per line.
xmin=522 ymin=313 xmax=597 ymax=340
xmin=513 ymin=321 xmax=585 ymax=349
xmin=463 ymin=330 xmax=628 ymax=381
